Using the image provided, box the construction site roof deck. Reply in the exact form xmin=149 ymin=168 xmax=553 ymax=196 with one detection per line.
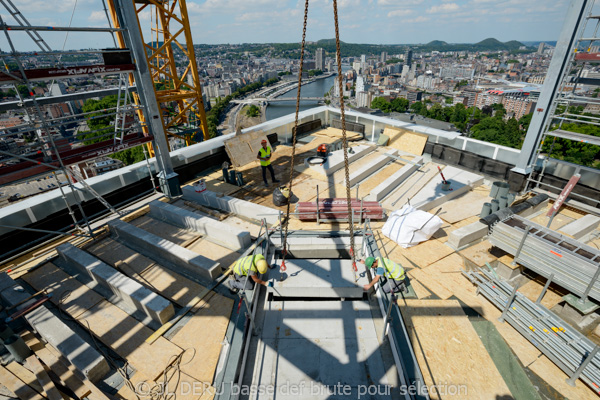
xmin=1 ymin=106 xmax=600 ymax=399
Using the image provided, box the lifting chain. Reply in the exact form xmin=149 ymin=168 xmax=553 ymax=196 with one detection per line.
xmin=333 ymin=0 xmax=357 ymax=271
xmin=280 ymin=0 xmax=310 ymax=274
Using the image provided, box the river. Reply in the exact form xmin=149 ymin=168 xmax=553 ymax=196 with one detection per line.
xmin=265 ymin=65 xmax=350 ymax=120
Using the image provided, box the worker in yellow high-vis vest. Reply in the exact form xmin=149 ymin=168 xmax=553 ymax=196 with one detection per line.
xmin=361 ymin=256 xmax=406 ymax=293
xmin=229 ymin=254 xmax=270 ymax=292
xmin=257 ymin=139 xmax=279 ymax=188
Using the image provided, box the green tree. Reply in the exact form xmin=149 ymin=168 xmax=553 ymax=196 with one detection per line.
xmin=245 ymin=104 xmax=261 ymax=118
xmin=370 ymin=97 xmax=391 ymax=113
xmin=390 ymin=98 xmax=409 ymax=113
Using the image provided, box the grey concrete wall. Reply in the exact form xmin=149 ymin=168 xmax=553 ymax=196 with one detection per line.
xmin=0 ymin=273 xmax=109 ymax=382
xmin=107 ymin=219 xmax=220 ymax=281
xmin=57 ymin=243 xmax=174 ymax=325
xmin=148 ymin=200 xmax=251 ymax=251
xmin=182 ymin=187 xmax=279 ymax=225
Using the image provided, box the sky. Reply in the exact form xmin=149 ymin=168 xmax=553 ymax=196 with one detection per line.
xmin=1 ymin=0 xmax=573 ymax=51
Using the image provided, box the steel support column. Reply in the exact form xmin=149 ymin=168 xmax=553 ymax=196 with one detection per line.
xmin=113 ymin=0 xmax=181 ymax=197
xmin=513 ymin=0 xmax=592 ymax=174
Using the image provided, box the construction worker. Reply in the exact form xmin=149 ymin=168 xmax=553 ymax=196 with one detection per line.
xmin=257 ymin=139 xmax=279 ymax=187
xmin=361 ymin=256 xmax=406 ymax=293
xmin=229 ymin=254 xmax=270 ymax=292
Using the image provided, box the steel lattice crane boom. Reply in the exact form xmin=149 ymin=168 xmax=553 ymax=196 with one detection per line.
xmin=107 ymin=0 xmax=210 ymax=154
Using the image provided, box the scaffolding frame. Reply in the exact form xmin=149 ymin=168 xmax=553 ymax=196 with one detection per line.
xmin=523 ymin=0 xmax=600 ymax=201
xmin=0 ymin=0 xmax=177 ymax=258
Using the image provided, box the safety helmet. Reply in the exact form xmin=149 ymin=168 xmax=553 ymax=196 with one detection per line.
xmin=256 ymin=259 xmax=268 ymax=274
xmin=261 ymin=139 xmax=267 ymax=144
xmin=364 ymin=257 xmax=376 ymax=268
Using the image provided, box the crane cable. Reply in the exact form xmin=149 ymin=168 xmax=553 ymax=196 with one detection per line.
xmin=333 ymin=0 xmax=357 ymax=271
xmin=280 ymin=0 xmax=309 ymax=273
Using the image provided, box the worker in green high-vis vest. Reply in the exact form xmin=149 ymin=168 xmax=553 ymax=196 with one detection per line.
xmin=361 ymin=256 xmax=406 ymax=293
xmin=257 ymin=139 xmax=279 ymax=188
xmin=229 ymin=254 xmax=269 ymax=292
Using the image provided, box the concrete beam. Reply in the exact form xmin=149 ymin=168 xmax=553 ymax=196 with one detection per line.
xmin=348 ymin=149 xmax=397 ymax=186
xmin=446 ymin=221 xmax=488 ymax=249
xmin=366 ymin=156 xmax=424 ymax=202
xmin=269 ymin=236 xmax=364 ymax=259
xmin=307 ymin=145 xmax=374 ymax=177
xmin=0 ymin=273 xmax=109 ymax=383
xmin=148 ymin=200 xmax=251 ymax=251
xmin=559 ymin=214 xmax=600 ymax=241
xmin=411 ymin=166 xmax=484 ymax=211
xmin=182 ymin=186 xmax=278 ymax=225
xmin=107 ymin=219 xmax=220 ymax=281
xmin=57 ymin=243 xmax=174 ymax=325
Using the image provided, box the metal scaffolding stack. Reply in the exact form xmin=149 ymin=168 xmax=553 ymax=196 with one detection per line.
xmin=464 ymin=268 xmax=600 ymax=394
xmin=489 ymin=215 xmax=600 ymax=302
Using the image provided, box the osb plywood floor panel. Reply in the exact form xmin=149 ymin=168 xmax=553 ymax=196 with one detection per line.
xmin=86 ymin=238 xmax=157 ymax=275
xmin=137 ymin=264 xmax=207 ymax=307
xmin=399 ymin=299 xmax=511 ymax=400
xmin=517 ymin=278 xmax=567 ymax=310
xmin=295 ymin=147 xmax=380 ymax=182
xmin=130 ymin=216 xmax=198 ymax=246
xmin=22 ymin=263 xmax=104 ymax=318
xmin=186 ymin=238 xmax=241 ymax=269
xmin=220 ymin=216 xmax=263 ymax=238
xmin=530 ymin=212 xmax=575 ymax=231
xmin=401 ymin=239 xmax=455 ymax=268
xmin=407 ymin=268 xmax=453 ymax=300
xmin=438 ymin=189 xmax=490 ymax=224
xmin=170 ymin=294 xmax=234 ymax=383
xmin=383 ymin=127 xmax=429 ymax=156
xmin=78 ymin=300 xmax=183 ymax=380
xmin=460 ymin=240 xmax=498 ymax=267
xmin=356 ymin=161 xmax=406 ymax=199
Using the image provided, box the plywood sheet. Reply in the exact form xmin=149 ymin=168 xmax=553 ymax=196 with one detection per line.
xmin=356 ymin=161 xmax=406 ymax=199
xmin=170 ymin=294 xmax=234 ymax=383
xmin=224 ymin=130 xmax=269 ymax=168
xmin=0 ymin=365 xmax=44 ymax=400
xmin=186 ymin=238 xmax=241 ymax=269
xmin=530 ymin=213 xmax=575 ymax=231
xmin=312 ymin=126 xmax=363 ymax=141
xmin=399 ymin=299 xmax=511 ymax=400
xmin=407 ymin=268 xmax=453 ymax=300
xmin=438 ymin=190 xmax=490 ymax=224
xmin=130 ymin=216 xmax=198 ymax=245
xmin=383 ymin=126 xmax=429 ymax=155
xmin=26 ymin=355 xmax=63 ymax=400
xmin=86 ymin=237 xmax=157 ymax=275
xmin=137 ymin=264 xmax=206 ymax=307
xmin=517 ymin=278 xmax=567 ymax=310
xmin=22 ymin=262 xmax=104 ymax=318
xmin=402 ymin=239 xmax=455 ymax=268
xmin=460 ymin=240 xmax=497 ymax=267
xmin=5 ymin=362 xmax=43 ymax=395
xmin=77 ymin=300 xmax=182 ymax=380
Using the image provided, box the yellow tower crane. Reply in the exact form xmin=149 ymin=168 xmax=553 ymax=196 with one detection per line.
xmin=107 ymin=0 xmax=210 ymax=155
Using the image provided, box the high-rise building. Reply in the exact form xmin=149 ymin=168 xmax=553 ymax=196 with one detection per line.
xmin=537 ymin=42 xmax=545 ymax=55
xmin=316 ymin=48 xmax=325 ymax=71
xmin=361 ymin=54 xmax=366 ymax=63
xmin=404 ymin=49 xmax=413 ymax=67
xmin=381 ymin=52 xmax=387 ymax=63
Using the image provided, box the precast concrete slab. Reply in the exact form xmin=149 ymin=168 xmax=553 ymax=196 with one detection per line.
xmin=269 ymin=235 xmax=364 ymax=258
xmin=0 ymin=273 xmax=109 ymax=383
xmin=245 ymin=299 xmax=391 ymax=400
xmin=57 ymin=243 xmax=175 ymax=325
xmin=348 ymin=149 xmax=397 ymax=186
xmin=268 ymin=259 xmax=369 ymax=298
xmin=148 ymin=200 xmax=251 ymax=251
xmin=108 ymin=219 xmax=220 ymax=281
xmin=182 ymin=186 xmax=279 ymax=225
xmin=366 ymin=156 xmax=424 ymax=202
xmin=307 ymin=145 xmax=374 ymax=177
xmin=559 ymin=214 xmax=600 ymax=241
xmin=410 ymin=166 xmax=484 ymax=211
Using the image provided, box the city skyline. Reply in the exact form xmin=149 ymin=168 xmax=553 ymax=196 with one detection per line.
xmin=6 ymin=0 xmax=571 ymax=51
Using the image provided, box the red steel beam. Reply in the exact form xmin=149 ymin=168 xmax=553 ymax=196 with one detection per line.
xmin=0 ymin=64 xmax=136 ymax=84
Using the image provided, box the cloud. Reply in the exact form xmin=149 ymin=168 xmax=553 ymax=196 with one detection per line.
xmin=427 ymin=3 xmax=459 ymax=13
xmin=88 ymin=11 xmax=106 ymax=22
xmin=387 ymin=9 xmax=414 ymax=17
xmin=378 ymin=0 xmax=422 ymax=5
xmin=403 ymin=16 xmax=430 ymax=23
